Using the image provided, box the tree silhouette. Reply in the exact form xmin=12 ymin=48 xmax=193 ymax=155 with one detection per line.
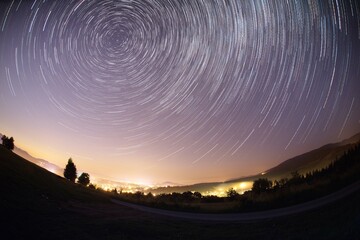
xmin=64 ymin=158 xmax=77 ymax=182
xmin=78 ymin=172 xmax=90 ymax=186
xmin=193 ymin=191 xmax=202 ymax=199
xmin=226 ymin=188 xmax=239 ymax=199
xmin=252 ymin=178 xmax=272 ymax=194
xmin=1 ymin=135 xmax=8 ymax=148
xmin=289 ymin=171 xmax=303 ymax=185
xmin=8 ymin=137 xmax=14 ymax=150
xmin=1 ymin=135 xmax=14 ymax=151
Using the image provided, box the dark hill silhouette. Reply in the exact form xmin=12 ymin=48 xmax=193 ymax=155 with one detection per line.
xmin=253 ymin=132 xmax=360 ymax=181
xmin=0 ymin=144 xmax=108 ymax=204
xmin=0 ymin=137 xmax=360 ymax=239
xmin=0 ymin=132 xmax=64 ymax=175
xmin=152 ymin=133 xmax=360 ymax=194
xmin=0 ymin=145 xmax=161 ymax=239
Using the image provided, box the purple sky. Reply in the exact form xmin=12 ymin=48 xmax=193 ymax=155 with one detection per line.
xmin=1 ymin=0 xmax=360 ymax=185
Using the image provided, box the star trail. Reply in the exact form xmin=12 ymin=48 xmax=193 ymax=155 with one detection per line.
xmin=0 ymin=0 xmax=360 ymax=184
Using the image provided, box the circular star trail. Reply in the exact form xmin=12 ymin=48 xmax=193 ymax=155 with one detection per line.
xmin=0 ymin=0 xmax=360 ymax=183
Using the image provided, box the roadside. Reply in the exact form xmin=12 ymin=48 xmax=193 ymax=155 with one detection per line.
xmin=111 ymin=180 xmax=360 ymax=222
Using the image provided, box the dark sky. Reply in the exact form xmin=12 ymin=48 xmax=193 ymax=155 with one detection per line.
xmin=0 ymin=0 xmax=360 ymax=185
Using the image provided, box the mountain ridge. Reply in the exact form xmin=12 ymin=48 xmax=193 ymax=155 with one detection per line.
xmin=151 ymin=132 xmax=360 ymax=195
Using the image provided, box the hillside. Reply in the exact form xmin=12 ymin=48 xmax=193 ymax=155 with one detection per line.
xmin=0 ymin=133 xmax=148 ymax=192
xmin=0 ymin=133 xmax=63 ymax=176
xmin=0 ymin=145 xmax=107 ymax=238
xmin=1 ymin=144 xmax=360 ymax=239
xmin=0 ymin=144 xmax=110 ymax=204
xmin=260 ymin=133 xmax=360 ymax=180
xmin=0 ymin=145 xmax=151 ymax=239
xmin=151 ymin=133 xmax=360 ymax=195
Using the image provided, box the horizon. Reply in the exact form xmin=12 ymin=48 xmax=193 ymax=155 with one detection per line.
xmin=1 ymin=1 xmax=360 ymax=185
xmin=3 ymin=131 xmax=360 ymax=188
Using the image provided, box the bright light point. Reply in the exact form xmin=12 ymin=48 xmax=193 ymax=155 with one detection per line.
xmin=239 ymin=182 xmax=248 ymax=189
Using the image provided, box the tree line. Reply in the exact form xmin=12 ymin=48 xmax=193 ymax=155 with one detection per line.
xmin=63 ymin=158 xmax=90 ymax=186
xmin=252 ymin=142 xmax=360 ymax=194
xmin=1 ymin=135 xmax=14 ymax=151
xmin=110 ymin=141 xmax=360 ymax=212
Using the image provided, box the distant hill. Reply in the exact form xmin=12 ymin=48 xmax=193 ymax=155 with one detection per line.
xmin=253 ymin=132 xmax=360 ymax=181
xmin=0 ymin=133 xmax=149 ymax=192
xmin=15 ymin=146 xmax=64 ymax=175
xmin=0 ymin=133 xmax=64 ymax=175
xmin=151 ymin=133 xmax=360 ymax=196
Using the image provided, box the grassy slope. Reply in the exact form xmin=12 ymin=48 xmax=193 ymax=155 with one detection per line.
xmin=0 ymin=145 xmax=114 ymax=239
xmin=0 ymin=145 xmax=109 ymax=203
xmin=1 ymin=145 xmax=360 ymax=239
xmin=230 ymin=133 xmax=360 ymax=182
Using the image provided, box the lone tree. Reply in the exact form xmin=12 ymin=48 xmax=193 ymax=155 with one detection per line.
xmin=78 ymin=172 xmax=90 ymax=186
xmin=226 ymin=188 xmax=240 ymax=199
xmin=1 ymin=135 xmax=14 ymax=151
xmin=252 ymin=178 xmax=273 ymax=194
xmin=64 ymin=158 xmax=77 ymax=182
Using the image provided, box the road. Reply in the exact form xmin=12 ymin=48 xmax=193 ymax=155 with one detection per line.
xmin=111 ymin=180 xmax=360 ymax=222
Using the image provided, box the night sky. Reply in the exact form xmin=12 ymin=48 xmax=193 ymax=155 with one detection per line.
xmin=1 ymin=0 xmax=360 ymax=185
